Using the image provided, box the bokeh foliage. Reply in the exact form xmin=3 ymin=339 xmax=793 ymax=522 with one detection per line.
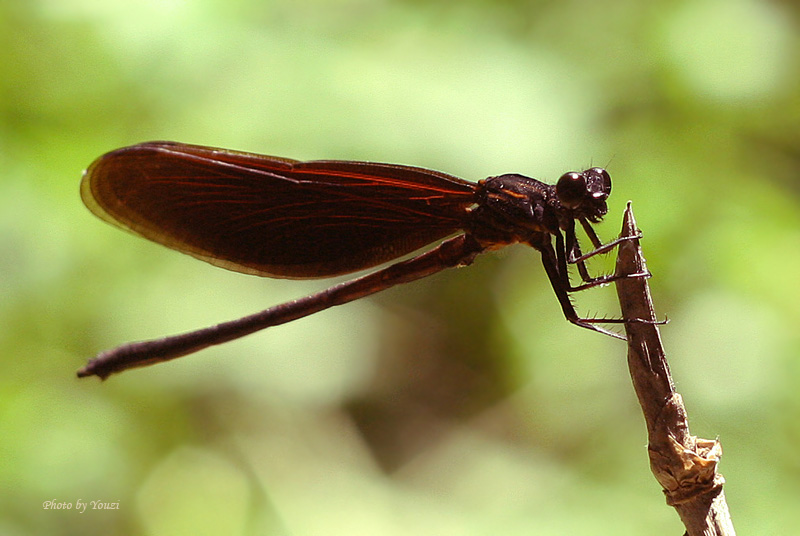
xmin=2 ymin=0 xmax=799 ymax=534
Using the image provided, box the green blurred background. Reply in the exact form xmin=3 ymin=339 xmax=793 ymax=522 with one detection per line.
xmin=2 ymin=0 xmax=798 ymax=534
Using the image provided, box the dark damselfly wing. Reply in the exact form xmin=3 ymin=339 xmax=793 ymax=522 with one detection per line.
xmin=81 ymin=142 xmax=477 ymax=279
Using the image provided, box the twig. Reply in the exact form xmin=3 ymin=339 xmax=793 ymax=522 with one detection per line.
xmin=613 ymin=202 xmax=735 ymax=536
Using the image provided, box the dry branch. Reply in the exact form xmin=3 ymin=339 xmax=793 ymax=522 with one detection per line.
xmin=613 ymin=203 xmax=735 ymax=536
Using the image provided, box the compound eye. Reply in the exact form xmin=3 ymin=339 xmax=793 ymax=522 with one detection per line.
xmin=587 ymin=167 xmax=611 ymax=198
xmin=556 ymin=171 xmax=587 ymax=209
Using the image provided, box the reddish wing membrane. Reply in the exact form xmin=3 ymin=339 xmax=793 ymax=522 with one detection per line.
xmin=81 ymin=142 xmax=478 ymax=278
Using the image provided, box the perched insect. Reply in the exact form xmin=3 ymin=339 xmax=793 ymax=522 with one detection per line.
xmin=78 ymin=141 xmax=639 ymax=380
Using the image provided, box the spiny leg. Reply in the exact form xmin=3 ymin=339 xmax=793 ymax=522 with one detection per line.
xmin=534 ymin=236 xmax=627 ymax=340
xmin=562 ymin=220 xmax=649 ymax=291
